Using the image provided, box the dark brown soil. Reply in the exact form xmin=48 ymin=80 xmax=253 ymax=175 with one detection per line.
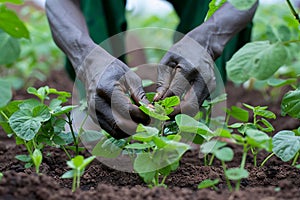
xmin=0 ymin=69 xmax=299 ymax=200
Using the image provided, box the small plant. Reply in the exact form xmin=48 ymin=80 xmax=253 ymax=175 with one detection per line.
xmin=198 ymin=179 xmax=219 ymax=191
xmin=0 ymin=86 xmax=77 ymax=173
xmin=0 ymin=172 xmax=3 ymax=181
xmin=61 ymin=155 xmax=96 ymax=192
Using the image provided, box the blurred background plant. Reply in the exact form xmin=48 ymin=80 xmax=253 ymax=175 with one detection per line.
xmin=0 ymin=0 xmax=63 ymax=91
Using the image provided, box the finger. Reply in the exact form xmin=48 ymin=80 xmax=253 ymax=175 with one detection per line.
xmin=94 ymin=96 xmax=135 ymax=139
xmin=111 ymin=71 xmax=150 ymax=125
xmin=169 ymin=76 xmax=210 ymax=118
xmin=155 ymin=61 xmax=176 ymax=101
xmin=162 ymin=64 xmax=193 ymax=99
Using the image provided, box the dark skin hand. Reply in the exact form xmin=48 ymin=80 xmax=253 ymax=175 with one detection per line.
xmin=155 ymin=1 xmax=258 ymax=117
xmin=46 ymin=0 xmax=149 ymax=139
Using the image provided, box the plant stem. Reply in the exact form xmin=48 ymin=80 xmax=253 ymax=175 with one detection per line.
xmin=76 ymin=170 xmax=81 ymax=189
xmin=292 ymin=152 xmax=300 ymax=166
xmin=204 ymin=154 xmax=208 ymax=166
xmin=61 ymin=146 xmax=72 ymax=160
xmin=72 ymin=175 xmax=76 ymax=192
xmin=66 ymin=113 xmax=78 ymax=155
xmin=24 ymin=141 xmax=33 ymax=155
xmin=260 ymin=152 xmax=275 ymax=167
xmin=240 ymin=145 xmax=248 ymax=169
xmin=221 ymin=161 xmax=232 ymax=192
xmin=0 ymin=110 xmax=9 ymax=121
xmin=160 ymin=175 xmax=167 ymax=186
xmin=251 ymin=147 xmax=257 ymax=167
xmin=286 ymin=0 xmax=300 ymax=24
xmin=208 ymin=154 xmax=215 ymax=166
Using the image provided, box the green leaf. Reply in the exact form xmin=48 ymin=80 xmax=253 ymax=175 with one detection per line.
xmin=51 ymin=105 xmax=76 ymax=116
xmin=80 ymin=130 xmax=105 ymax=143
xmin=267 ymin=78 xmax=297 ymax=88
xmin=0 ymin=30 xmax=20 ymax=64
xmin=175 ymin=114 xmax=212 ymax=136
xmin=145 ymin=92 xmax=155 ymax=102
xmin=256 ymin=118 xmax=274 ymax=132
xmin=92 ymin=137 xmax=125 ymax=158
xmin=0 ymin=79 xmax=12 ymax=108
xmin=142 ymin=79 xmax=154 ymax=87
xmin=272 ymin=130 xmax=300 ymax=162
xmin=226 ymin=41 xmax=288 ymax=83
xmin=198 ymin=179 xmax=219 ymax=189
xmin=254 ymin=109 xmax=276 ymax=119
xmin=133 ymin=124 xmax=159 ymax=142
xmin=161 ymin=96 xmax=180 ymax=108
xmin=200 ymin=140 xmax=227 ymax=154
xmin=134 ymin=153 xmax=157 ymax=174
xmin=80 ymin=156 xmax=96 ymax=170
xmin=139 ymin=102 xmax=169 ymax=121
xmin=61 ymin=170 xmax=75 ymax=179
xmin=0 ymin=0 xmax=23 ymax=4
xmin=206 ymin=0 xmax=226 ymax=20
xmin=125 ymin=143 xmax=155 ymax=150
xmin=227 ymin=106 xmax=249 ymax=122
xmin=281 ymin=89 xmax=300 ymax=119
xmin=228 ymin=123 xmax=244 ymax=129
xmin=0 ymin=5 xmax=29 ymax=39
xmin=9 ymin=105 xmax=51 ymax=141
xmin=225 ymin=168 xmax=249 ymax=181
xmin=15 ymin=154 xmax=31 ymax=162
xmin=31 ymin=149 xmax=42 ymax=171
xmin=58 ymin=132 xmax=74 ymax=145
xmin=228 ymin=0 xmax=257 ymax=10
xmin=208 ymin=93 xmax=227 ymax=105
xmin=215 ymin=147 xmax=234 ymax=162
xmin=0 ymin=172 xmax=3 ymax=181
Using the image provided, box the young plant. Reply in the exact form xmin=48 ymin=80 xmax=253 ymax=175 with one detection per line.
xmin=0 ymin=172 xmax=3 ymax=181
xmin=0 ymin=86 xmax=77 ymax=173
xmin=61 ymin=155 xmax=96 ymax=192
xmin=198 ymin=179 xmax=219 ymax=191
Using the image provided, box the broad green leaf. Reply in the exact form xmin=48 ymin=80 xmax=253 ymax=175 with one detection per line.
xmin=225 ymin=168 xmax=249 ymax=181
xmin=214 ymin=128 xmax=232 ymax=138
xmin=267 ymin=78 xmax=297 ymax=88
xmin=272 ymin=130 xmax=300 ymax=162
xmin=0 ymin=0 xmax=23 ymax=4
xmin=125 ymin=143 xmax=155 ymax=150
xmin=152 ymin=136 xmax=168 ymax=148
xmin=58 ymin=132 xmax=74 ymax=145
xmin=227 ymin=106 xmax=249 ymax=122
xmin=52 ymin=135 xmax=66 ymax=145
xmin=9 ymin=105 xmax=51 ymax=141
xmin=31 ymin=149 xmax=42 ymax=170
xmin=226 ymin=41 xmax=288 ymax=83
xmin=15 ymin=154 xmax=31 ymax=162
xmin=254 ymin=109 xmax=276 ymax=119
xmin=200 ymin=140 xmax=227 ymax=154
xmin=281 ymin=89 xmax=300 ymax=119
xmin=0 ymin=79 xmax=12 ymax=108
xmin=92 ymin=137 xmax=125 ymax=158
xmin=215 ymin=147 xmax=234 ymax=162
xmin=134 ymin=153 xmax=157 ymax=174
xmin=198 ymin=179 xmax=219 ymax=189
xmin=159 ymin=161 xmax=179 ymax=176
xmin=0 ymin=5 xmax=29 ymax=39
xmin=139 ymin=102 xmax=169 ymax=121
xmin=134 ymin=124 xmax=159 ymax=142
xmin=175 ymin=114 xmax=212 ymax=135
xmin=80 ymin=130 xmax=104 ymax=143
xmin=51 ymin=105 xmax=76 ymax=116
xmin=138 ymin=171 xmax=156 ymax=184
xmin=228 ymin=123 xmax=244 ymax=129
xmin=246 ymin=129 xmax=271 ymax=151
xmin=206 ymin=0 xmax=226 ymax=20
xmin=0 ymin=30 xmax=20 ymax=64
xmin=228 ymin=0 xmax=257 ymax=10
xmin=161 ymin=96 xmax=180 ymax=108
xmin=136 ymin=124 xmax=159 ymax=135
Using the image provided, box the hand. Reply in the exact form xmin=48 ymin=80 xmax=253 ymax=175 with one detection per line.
xmin=78 ymin=46 xmax=150 ymax=139
xmin=154 ymin=36 xmax=216 ymax=117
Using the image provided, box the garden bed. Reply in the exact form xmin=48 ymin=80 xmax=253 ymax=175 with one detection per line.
xmin=0 ymin=69 xmax=299 ymax=200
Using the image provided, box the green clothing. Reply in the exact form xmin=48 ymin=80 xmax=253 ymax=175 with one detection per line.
xmin=65 ymin=0 xmax=252 ymax=83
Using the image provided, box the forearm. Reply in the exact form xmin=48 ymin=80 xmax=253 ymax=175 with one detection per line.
xmin=188 ymin=1 xmax=258 ymax=60
xmin=45 ymin=0 xmax=97 ymax=69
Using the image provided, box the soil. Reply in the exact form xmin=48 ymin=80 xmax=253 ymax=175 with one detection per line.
xmin=0 ymin=69 xmax=300 ymax=200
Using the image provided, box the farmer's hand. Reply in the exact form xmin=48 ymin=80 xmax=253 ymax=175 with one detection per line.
xmin=78 ymin=46 xmax=150 ymax=139
xmin=154 ymin=36 xmax=216 ymax=117
xmin=154 ymin=1 xmax=258 ymax=117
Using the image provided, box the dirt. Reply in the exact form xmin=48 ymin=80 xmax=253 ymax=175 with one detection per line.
xmin=0 ymin=69 xmax=299 ymax=200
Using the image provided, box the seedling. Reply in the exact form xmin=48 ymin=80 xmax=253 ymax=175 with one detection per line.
xmin=0 ymin=86 xmax=77 ymax=173
xmin=0 ymin=172 xmax=3 ymax=181
xmin=61 ymin=155 xmax=96 ymax=192
xmin=198 ymin=179 xmax=219 ymax=190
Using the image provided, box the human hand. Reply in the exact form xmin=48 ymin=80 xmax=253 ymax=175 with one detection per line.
xmin=78 ymin=46 xmax=150 ymax=139
xmin=154 ymin=36 xmax=216 ymax=117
